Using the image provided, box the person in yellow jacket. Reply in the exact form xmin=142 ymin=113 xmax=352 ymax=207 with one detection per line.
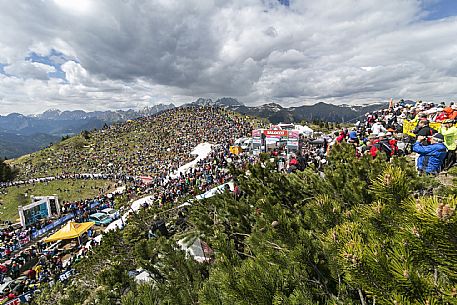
xmin=439 ymin=119 xmax=457 ymax=169
xmin=32 ymin=263 xmax=43 ymax=282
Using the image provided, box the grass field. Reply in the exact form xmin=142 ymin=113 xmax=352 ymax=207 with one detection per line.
xmin=0 ymin=179 xmax=115 ymax=222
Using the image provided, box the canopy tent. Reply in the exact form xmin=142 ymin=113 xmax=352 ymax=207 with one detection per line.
xmin=178 ymin=237 xmax=213 ymax=263
xmin=44 ymin=221 xmax=94 ymax=243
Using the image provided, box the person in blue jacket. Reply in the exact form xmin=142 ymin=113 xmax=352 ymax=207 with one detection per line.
xmin=413 ymin=133 xmax=447 ymax=174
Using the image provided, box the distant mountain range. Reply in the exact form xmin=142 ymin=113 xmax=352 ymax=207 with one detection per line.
xmin=189 ymin=97 xmax=387 ymax=124
xmin=0 ymin=104 xmax=174 ymax=158
xmin=1 ymin=99 xmax=386 ymax=158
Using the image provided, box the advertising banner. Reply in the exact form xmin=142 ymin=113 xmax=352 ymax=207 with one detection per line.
xmin=287 ymin=141 xmax=299 ymax=151
xmin=266 ymin=138 xmax=279 ymax=144
xmin=59 ymin=269 xmax=75 ymax=282
xmin=32 ymin=213 xmax=74 ymax=239
xmin=139 ymin=176 xmax=153 ymax=184
xmin=4 ymin=291 xmax=33 ymax=304
xmin=263 ymin=130 xmax=288 ymax=138
xmin=287 ymin=141 xmax=299 ymax=147
xmin=90 ymin=200 xmax=101 ymax=209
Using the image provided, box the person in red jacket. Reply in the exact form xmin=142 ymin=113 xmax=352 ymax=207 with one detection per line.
xmin=437 ymin=106 xmax=457 ymax=121
xmin=336 ymin=131 xmax=346 ymax=143
xmin=369 ymin=133 xmax=392 ymax=160
xmin=288 ymin=155 xmax=299 ymax=173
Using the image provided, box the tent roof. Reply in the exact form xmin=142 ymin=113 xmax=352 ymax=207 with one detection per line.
xmin=44 ymin=221 xmax=95 ymax=242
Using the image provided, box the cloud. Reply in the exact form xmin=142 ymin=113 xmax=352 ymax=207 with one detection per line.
xmin=4 ymin=61 xmax=56 ymax=80
xmin=0 ymin=0 xmax=457 ymax=114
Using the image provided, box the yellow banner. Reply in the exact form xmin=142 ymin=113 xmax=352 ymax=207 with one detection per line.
xmin=229 ymin=146 xmax=242 ymax=155
xmin=402 ymin=120 xmax=417 ymax=137
xmin=402 ymin=120 xmax=443 ymax=137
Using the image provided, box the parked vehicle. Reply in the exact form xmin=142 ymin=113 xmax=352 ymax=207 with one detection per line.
xmin=88 ymin=213 xmax=113 ymax=226
xmin=100 ymin=208 xmax=119 ymax=220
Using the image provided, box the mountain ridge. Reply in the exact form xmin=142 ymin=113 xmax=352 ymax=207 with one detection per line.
xmin=1 ymin=99 xmax=387 ymax=158
xmin=189 ymin=98 xmax=387 ymax=123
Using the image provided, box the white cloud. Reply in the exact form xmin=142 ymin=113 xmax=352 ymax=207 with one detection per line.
xmin=4 ymin=61 xmax=56 ymax=80
xmin=53 ymin=0 xmax=96 ymax=15
xmin=0 ymin=0 xmax=457 ymax=114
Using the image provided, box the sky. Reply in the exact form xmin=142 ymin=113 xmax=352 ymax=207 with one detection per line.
xmin=1 ymin=0 xmax=457 ymax=114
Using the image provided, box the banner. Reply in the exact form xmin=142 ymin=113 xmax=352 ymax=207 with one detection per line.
xmin=90 ymin=200 xmax=101 ymax=209
xmin=263 ymin=130 xmax=288 ymax=138
xmin=19 ymin=236 xmax=30 ymax=245
xmin=139 ymin=176 xmax=153 ymax=184
xmin=4 ymin=291 xmax=33 ymax=304
xmin=402 ymin=120 xmax=417 ymax=137
xmin=229 ymin=146 xmax=242 ymax=155
xmin=402 ymin=120 xmax=444 ymax=137
xmin=32 ymin=213 xmax=74 ymax=239
xmin=287 ymin=141 xmax=299 ymax=148
xmin=59 ymin=269 xmax=75 ymax=282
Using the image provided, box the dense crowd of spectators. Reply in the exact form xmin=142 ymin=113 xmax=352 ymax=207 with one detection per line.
xmin=2 ymin=101 xmax=456 ymax=302
xmin=0 ymin=234 xmax=97 ymax=302
xmin=0 ymin=106 xmax=265 ymax=302
xmin=331 ymin=99 xmax=457 ymax=174
xmin=13 ymin=106 xmax=262 ymax=180
xmin=0 ymin=195 xmax=117 ymax=301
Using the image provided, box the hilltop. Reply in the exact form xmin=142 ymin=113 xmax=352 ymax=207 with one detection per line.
xmin=10 ymin=106 xmax=265 ymax=180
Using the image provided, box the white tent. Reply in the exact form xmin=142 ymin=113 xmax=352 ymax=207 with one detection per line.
xmin=178 ymin=237 xmax=213 ymax=263
xmin=294 ymin=124 xmax=314 ymax=136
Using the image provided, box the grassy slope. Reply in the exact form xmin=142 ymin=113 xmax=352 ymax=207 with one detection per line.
xmin=9 ymin=135 xmax=89 ymax=176
xmin=0 ymin=179 xmax=114 ymax=222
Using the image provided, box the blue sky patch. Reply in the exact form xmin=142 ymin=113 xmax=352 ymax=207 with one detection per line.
xmin=422 ymin=0 xmax=457 ymax=20
xmin=25 ymin=49 xmax=74 ymax=81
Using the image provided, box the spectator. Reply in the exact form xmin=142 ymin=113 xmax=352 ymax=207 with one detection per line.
xmin=439 ymin=119 xmax=457 ymax=170
xmin=413 ymin=134 xmax=447 ymax=175
xmin=371 ymin=120 xmax=386 ymax=135
xmin=413 ymin=118 xmax=436 ymax=145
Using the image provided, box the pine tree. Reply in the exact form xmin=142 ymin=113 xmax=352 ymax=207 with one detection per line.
xmin=34 ymin=143 xmax=457 ymax=305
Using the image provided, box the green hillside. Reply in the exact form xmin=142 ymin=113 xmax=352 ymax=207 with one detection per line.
xmin=10 ymin=107 xmax=265 ymax=180
xmin=0 ymin=179 xmax=114 ymax=222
